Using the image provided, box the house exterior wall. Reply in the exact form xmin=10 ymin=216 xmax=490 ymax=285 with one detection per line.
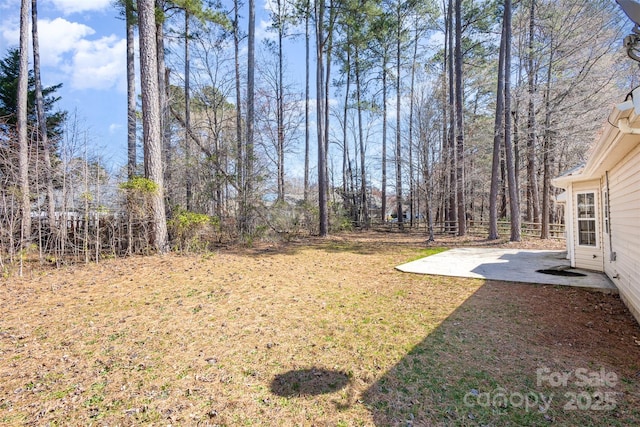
xmin=571 ymin=180 xmax=604 ymax=272
xmin=562 ymin=189 xmax=575 ymax=265
xmin=553 ymin=102 xmax=640 ymax=325
xmin=605 ymin=143 xmax=640 ymax=322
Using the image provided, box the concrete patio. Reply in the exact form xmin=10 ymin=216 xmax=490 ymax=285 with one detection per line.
xmin=396 ymin=248 xmax=617 ymax=292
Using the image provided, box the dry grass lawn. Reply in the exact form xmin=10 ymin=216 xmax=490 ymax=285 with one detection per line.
xmin=1 ymin=231 xmax=639 ymax=426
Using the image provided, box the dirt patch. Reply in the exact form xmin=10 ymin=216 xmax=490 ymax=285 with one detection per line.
xmin=1 ymin=231 xmax=638 ymax=426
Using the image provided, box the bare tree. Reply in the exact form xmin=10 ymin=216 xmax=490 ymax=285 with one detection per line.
xmin=303 ymin=0 xmax=311 ymax=203
xmin=354 ymin=43 xmax=368 ymax=228
xmin=454 ymin=0 xmax=465 ymax=236
xmin=233 ymin=0 xmax=244 ymax=216
xmin=266 ymin=0 xmax=296 ymax=203
xmin=381 ymin=45 xmax=389 ymax=224
xmin=315 ymin=0 xmax=329 ymax=236
xmin=526 ymin=0 xmax=540 ymax=225
xmin=489 ymin=14 xmax=506 ymax=241
xmin=503 ymin=0 xmax=520 ymax=242
xmin=240 ymin=0 xmax=256 ymax=235
xmin=184 ymin=9 xmax=193 ymax=210
xmin=393 ymin=0 xmax=404 ymax=229
xmin=445 ymin=0 xmax=456 ymax=232
xmin=31 ymin=0 xmax=56 ymax=240
xmin=126 ymin=0 xmax=137 ymax=179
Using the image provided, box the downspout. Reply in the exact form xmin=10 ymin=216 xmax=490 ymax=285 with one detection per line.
xmin=618 ymin=117 xmax=640 ymax=134
xmin=605 ymin=171 xmax=615 ymax=262
xmin=566 ymin=187 xmax=575 ymax=266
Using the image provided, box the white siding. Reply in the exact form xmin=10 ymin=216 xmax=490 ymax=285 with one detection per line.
xmin=565 ymin=187 xmax=575 ymax=266
xmin=572 ymin=181 xmax=604 ymax=271
xmin=606 ymin=144 xmax=640 ymax=323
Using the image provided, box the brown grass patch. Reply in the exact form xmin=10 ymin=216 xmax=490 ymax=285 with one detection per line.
xmin=1 ymin=231 xmax=638 ymax=426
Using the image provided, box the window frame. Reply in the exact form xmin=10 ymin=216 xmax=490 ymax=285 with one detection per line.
xmin=576 ymin=191 xmax=598 ymax=248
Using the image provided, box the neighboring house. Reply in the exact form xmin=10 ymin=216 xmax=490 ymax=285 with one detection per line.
xmin=553 ymin=95 xmax=640 ymax=324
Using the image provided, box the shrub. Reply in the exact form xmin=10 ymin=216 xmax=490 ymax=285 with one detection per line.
xmin=119 ymin=177 xmax=159 ymax=254
xmin=119 ymin=177 xmax=158 ymax=193
xmin=168 ymin=208 xmax=220 ymax=253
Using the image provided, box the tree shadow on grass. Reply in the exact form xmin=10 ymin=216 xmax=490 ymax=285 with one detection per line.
xmin=361 ymin=282 xmax=640 ymax=426
xmin=270 ymin=368 xmax=350 ymax=397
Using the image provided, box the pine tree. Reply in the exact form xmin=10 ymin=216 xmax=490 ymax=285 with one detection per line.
xmin=138 ymin=0 xmax=168 ymax=252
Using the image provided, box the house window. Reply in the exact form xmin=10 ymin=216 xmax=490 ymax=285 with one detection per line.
xmin=577 ymin=192 xmax=597 ymax=246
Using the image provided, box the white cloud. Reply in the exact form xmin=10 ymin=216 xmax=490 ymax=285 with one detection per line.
xmin=0 ymin=17 xmax=95 ymax=63
xmin=0 ymin=1 xmax=110 ymax=50
xmin=256 ymin=18 xmax=273 ymax=43
xmin=36 ymin=17 xmax=126 ymax=92
xmin=0 ymin=13 xmax=126 ymax=90
xmin=66 ymin=35 xmax=126 ymax=91
xmin=38 ymin=18 xmax=95 ymax=66
xmin=0 ymin=22 xmax=19 ymax=49
xmin=0 ymin=13 xmax=126 ymax=92
xmin=0 ymin=3 xmax=22 ymax=49
xmin=46 ymin=0 xmax=113 ymax=15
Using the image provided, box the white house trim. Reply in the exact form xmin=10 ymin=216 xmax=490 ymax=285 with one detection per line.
xmin=553 ymin=94 xmax=640 ymax=325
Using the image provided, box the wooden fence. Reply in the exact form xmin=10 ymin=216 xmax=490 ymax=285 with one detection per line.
xmin=373 ymin=219 xmax=566 ymax=239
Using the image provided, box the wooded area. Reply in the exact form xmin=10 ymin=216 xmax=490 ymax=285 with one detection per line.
xmin=0 ymin=0 xmax=635 ymax=270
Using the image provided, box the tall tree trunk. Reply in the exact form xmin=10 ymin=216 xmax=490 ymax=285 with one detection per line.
xmin=499 ymin=152 xmax=507 ymax=218
xmin=233 ymin=0 xmax=243 ymax=214
xmin=156 ymin=2 xmax=172 ymax=209
xmin=315 ymin=0 xmax=328 ymax=236
xmin=440 ymin=0 xmax=448 ymax=229
xmin=489 ymin=15 xmax=506 ymax=241
xmin=342 ymin=47 xmax=351 ymax=220
xmin=126 ymin=0 xmax=136 ymax=180
xmin=153 ymin=2 xmax=162 ymax=174
xmin=244 ymin=0 xmax=256 ymax=234
xmin=277 ymin=0 xmax=285 ymax=203
xmin=82 ymin=143 xmax=89 ymax=264
xmin=424 ymin=144 xmax=435 ymax=241
xmin=381 ymin=47 xmax=388 ymax=223
xmin=527 ymin=0 xmax=540 ymax=225
xmin=139 ymin=0 xmax=168 ymax=253
xmin=408 ymin=23 xmax=419 ymax=227
xmin=503 ymin=0 xmax=520 ymax=242
xmin=304 ymin=1 xmax=310 ymax=203
xmin=212 ymin=104 xmax=221 ymax=217
xmin=446 ymin=0 xmax=456 ymax=232
xmin=323 ymin=0 xmax=335 ymax=221
xmin=541 ymin=38 xmax=555 ymax=240
xmin=454 ymin=0 xmax=466 ymax=236
xmin=31 ymin=0 xmax=56 ymax=237
xmin=395 ymin=3 xmax=404 ymax=230
xmin=184 ymin=10 xmax=192 ymax=211
xmin=18 ymin=0 xmax=31 ymax=251
xmin=355 ymin=45 xmax=368 ymax=228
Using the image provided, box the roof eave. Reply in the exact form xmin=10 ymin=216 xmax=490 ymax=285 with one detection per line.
xmin=554 ymin=99 xmax=640 ymax=187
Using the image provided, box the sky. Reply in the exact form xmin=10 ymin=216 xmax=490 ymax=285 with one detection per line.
xmin=0 ymin=0 xmax=131 ymax=169
xmin=0 ymin=0 xmax=280 ymax=174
